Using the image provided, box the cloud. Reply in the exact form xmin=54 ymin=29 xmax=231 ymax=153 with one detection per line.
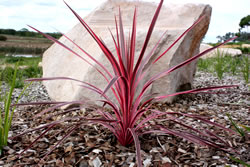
xmin=0 ymin=0 xmax=28 ymax=7
xmin=36 ymin=2 xmax=56 ymax=7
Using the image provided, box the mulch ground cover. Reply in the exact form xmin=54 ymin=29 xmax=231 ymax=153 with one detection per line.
xmin=0 ymin=72 xmax=249 ymax=167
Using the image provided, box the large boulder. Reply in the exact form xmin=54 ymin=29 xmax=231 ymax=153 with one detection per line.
xmin=42 ymin=0 xmax=211 ymax=105
xmin=242 ymin=44 xmax=250 ymax=48
xmin=199 ymin=43 xmax=242 ymax=59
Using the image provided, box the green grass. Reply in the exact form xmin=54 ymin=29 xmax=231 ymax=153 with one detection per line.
xmin=0 ymin=47 xmax=46 ymax=55
xmin=197 ymin=54 xmax=249 ymax=83
xmin=0 ymin=66 xmax=42 ymax=88
xmin=214 ymin=50 xmax=225 ymax=80
xmin=0 ymin=54 xmax=42 ymax=66
xmin=242 ymin=56 xmax=249 ymax=83
xmin=0 ymin=54 xmax=42 ymax=88
xmin=0 ymin=63 xmax=32 ymax=155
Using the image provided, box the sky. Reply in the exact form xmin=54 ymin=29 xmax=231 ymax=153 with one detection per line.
xmin=0 ymin=0 xmax=249 ymax=43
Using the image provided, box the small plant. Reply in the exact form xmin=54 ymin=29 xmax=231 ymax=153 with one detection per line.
xmin=197 ymin=57 xmax=215 ymax=72
xmin=197 ymin=58 xmax=210 ymax=71
xmin=228 ymin=56 xmax=240 ymax=75
xmin=14 ymin=0 xmax=239 ymax=165
xmin=241 ymin=56 xmax=249 ymax=84
xmin=0 ymin=35 xmax=7 ymax=41
xmin=226 ymin=113 xmax=245 ymax=137
xmin=214 ymin=49 xmax=226 ymax=79
xmin=226 ymin=113 xmax=250 ymax=167
xmin=0 ymin=63 xmax=31 ymax=155
xmin=229 ymin=156 xmax=250 ymax=167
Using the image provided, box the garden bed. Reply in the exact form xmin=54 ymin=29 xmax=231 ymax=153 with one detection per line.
xmin=0 ymin=71 xmax=249 ymax=167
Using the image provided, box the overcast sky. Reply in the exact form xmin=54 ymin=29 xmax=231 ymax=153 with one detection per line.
xmin=0 ymin=0 xmax=249 ymax=42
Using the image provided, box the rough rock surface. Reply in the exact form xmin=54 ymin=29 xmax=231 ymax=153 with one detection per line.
xmin=42 ymin=0 xmax=211 ymax=105
xmin=200 ymin=43 xmax=242 ymax=59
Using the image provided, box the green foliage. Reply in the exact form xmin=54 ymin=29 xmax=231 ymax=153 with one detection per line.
xmin=240 ymin=124 xmax=250 ymax=132
xmin=214 ymin=50 xmax=226 ymax=80
xmin=226 ymin=113 xmax=245 ymax=137
xmin=0 ymin=67 xmax=23 ymax=88
xmin=237 ymin=47 xmax=250 ymax=54
xmin=0 ymin=46 xmax=46 ymax=54
xmin=226 ymin=113 xmax=250 ymax=167
xmin=197 ymin=54 xmax=247 ymax=81
xmin=0 ymin=28 xmax=62 ymax=39
xmin=216 ymin=32 xmax=235 ymax=43
xmin=0 ymin=35 xmax=7 ymax=41
xmin=230 ymin=156 xmax=250 ymax=167
xmin=239 ymin=15 xmax=250 ymax=29
xmin=235 ymin=32 xmax=250 ymax=42
xmin=0 ymin=62 xmax=42 ymax=88
xmin=241 ymin=56 xmax=249 ymax=83
xmin=0 ymin=63 xmax=32 ymax=155
xmin=197 ymin=58 xmax=214 ymax=72
xmin=22 ymin=65 xmax=42 ymax=79
xmin=0 ymin=55 xmax=42 ymax=66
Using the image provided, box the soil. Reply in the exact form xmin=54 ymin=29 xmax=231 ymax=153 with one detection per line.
xmin=0 ymin=71 xmax=249 ymax=167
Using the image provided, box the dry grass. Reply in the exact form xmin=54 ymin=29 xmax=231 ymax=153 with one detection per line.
xmin=0 ymin=34 xmax=53 ymax=49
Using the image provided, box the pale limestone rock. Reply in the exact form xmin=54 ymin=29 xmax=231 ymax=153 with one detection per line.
xmin=42 ymin=0 xmax=212 ymax=105
xmin=242 ymin=44 xmax=250 ymax=48
xmin=200 ymin=43 xmax=242 ymax=59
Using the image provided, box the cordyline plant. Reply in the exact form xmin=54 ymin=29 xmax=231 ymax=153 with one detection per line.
xmin=13 ymin=0 xmax=238 ymax=166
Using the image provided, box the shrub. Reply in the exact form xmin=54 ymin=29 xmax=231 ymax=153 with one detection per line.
xmin=22 ymin=65 xmax=42 ymax=78
xmin=0 ymin=67 xmax=15 ymax=86
xmin=237 ymin=47 xmax=250 ymax=54
xmin=0 ymin=46 xmax=47 ymax=54
xmin=0 ymin=65 xmax=42 ymax=88
xmin=0 ymin=35 xmax=7 ymax=41
xmin=14 ymin=0 xmax=238 ymax=165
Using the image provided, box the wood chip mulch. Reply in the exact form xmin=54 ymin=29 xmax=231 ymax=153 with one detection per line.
xmin=0 ymin=72 xmax=249 ymax=167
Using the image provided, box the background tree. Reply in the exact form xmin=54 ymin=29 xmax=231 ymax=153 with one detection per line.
xmin=217 ymin=32 xmax=235 ymax=43
xmin=239 ymin=15 xmax=250 ymax=32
